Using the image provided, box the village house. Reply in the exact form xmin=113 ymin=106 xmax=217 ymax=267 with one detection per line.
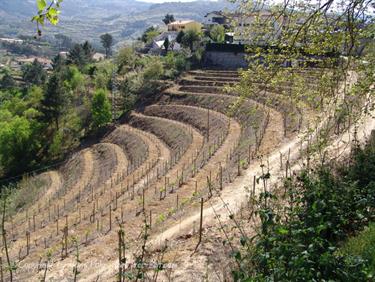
xmin=203 ymin=9 xmax=286 ymax=45
xmin=148 ymin=31 xmax=182 ymax=55
xmin=231 ymin=10 xmax=286 ymax=44
xmin=203 ymin=11 xmax=230 ymax=28
xmin=167 ymin=20 xmax=202 ymax=33
xmin=16 ymin=57 xmax=53 ymax=70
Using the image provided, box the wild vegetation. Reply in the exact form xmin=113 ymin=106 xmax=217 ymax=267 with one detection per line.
xmin=232 ymin=136 xmax=375 ymax=281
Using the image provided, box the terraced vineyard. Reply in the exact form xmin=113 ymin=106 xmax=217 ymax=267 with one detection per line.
xmin=2 ymin=69 xmax=324 ymax=281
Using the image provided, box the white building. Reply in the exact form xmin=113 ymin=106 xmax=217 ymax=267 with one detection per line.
xmin=203 ymin=11 xmax=229 ymax=27
xmin=148 ymin=31 xmax=182 ymax=54
xmin=231 ymin=10 xmax=286 ymax=45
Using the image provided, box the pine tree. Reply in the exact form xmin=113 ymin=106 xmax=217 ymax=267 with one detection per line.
xmin=100 ymin=33 xmax=114 ymax=58
xmin=41 ymin=73 xmax=68 ymax=130
xmin=21 ymin=59 xmax=47 ymax=86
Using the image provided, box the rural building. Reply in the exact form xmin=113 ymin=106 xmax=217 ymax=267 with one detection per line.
xmin=203 ymin=11 xmax=230 ymax=28
xmin=0 ymin=38 xmax=24 ymax=44
xmin=167 ymin=20 xmax=202 ymax=32
xmin=231 ymin=10 xmax=286 ymax=44
xmin=203 ymin=8 xmax=286 ymax=45
xmin=148 ymin=31 xmax=182 ymax=54
xmin=17 ymin=57 xmax=52 ymax=70
xmin=93 ymin=52 xmax=105 ymax=61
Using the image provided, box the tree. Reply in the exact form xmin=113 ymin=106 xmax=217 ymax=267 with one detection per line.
xmin=163 ymin=37 xmax=170 ymax=52
xmin=163 ymin=14 xmax=175 ymax=25
xmin=181 ymin=30 xmax=201 ymax=52
xmin=91 ymin=89 xmax=112 ymax=128
xmin=52 ymin=53 xmax=65 ymax=71
xmin=0 ymin=116 xmax=37 ymax=174
xmin=82 ymin=41 xmax=95 ymax=63
xmin=0 ymin=72 xmax=16 ymax=89
xmin=210 ymin=25 xmax=225 ymax=43
xmin=65 ymin=66 xmax=85 ymax=91
xmin=67 ymin=44 xmax=86 ymax=67
xmin=176 ymin=30 xmax=185 ymax=44
xmin=21 ymin=59 xmax=47 ymax=86
xmin=141 ymin=26 xmax=161 ymax=44
xmin=100 ymin=33 xmax=114 ymax=58
xmin=54 ymin=34 xmax=73 ymax=50
xmin=41 ymin=73 xmax=67 ymax=130
xmin=116 ymin=47 xmax=137 ymax=73
xmin=67 ymin=41 xmax=94 ymax=68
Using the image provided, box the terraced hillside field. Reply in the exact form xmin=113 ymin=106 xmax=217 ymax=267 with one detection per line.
xmin=1 ymin=69 xmax=323 ymax=281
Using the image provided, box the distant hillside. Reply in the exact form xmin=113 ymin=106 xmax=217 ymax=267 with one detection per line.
xmin=0 ymin=0 xmax=234 ymax=47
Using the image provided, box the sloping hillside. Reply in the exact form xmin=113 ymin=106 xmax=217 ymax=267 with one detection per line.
xmin=1 ymin=68 xmax=343 ymax=281
xmin=0 ymin=0 xmax=233 ymax=44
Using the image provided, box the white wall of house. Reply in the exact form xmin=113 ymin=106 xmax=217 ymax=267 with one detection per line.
xmin=232 ymin=11 xmax=284 ymax=45
xmin=203 ymin=12 xmax=226 ymax=26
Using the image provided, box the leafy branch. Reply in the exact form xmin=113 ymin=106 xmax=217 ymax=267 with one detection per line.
xmin=32 ymin=0 xmax=63 ymax=36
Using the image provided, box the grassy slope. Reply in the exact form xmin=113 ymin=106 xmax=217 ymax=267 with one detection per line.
xmin=340 ymin=223 xmax=375 ymax=273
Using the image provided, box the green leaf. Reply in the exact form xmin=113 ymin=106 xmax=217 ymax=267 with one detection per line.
xmin=276 ymin=227 xmax=289 ymax=235
xmin=49 ymin=15 xmax=59 ymax=25
xmin=37 ymin=0 xmax=47 ymax=11
xmin=48 ymin=7 xmax=59 ymax=16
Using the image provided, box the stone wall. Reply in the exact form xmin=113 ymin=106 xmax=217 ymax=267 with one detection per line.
xmin=203 ymin=51 xmax=248 ymax=69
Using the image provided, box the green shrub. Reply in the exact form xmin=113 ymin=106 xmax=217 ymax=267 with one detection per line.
xmin=232 ymin=136 xmax=375 ymax=281
xmin=163 ymin=52 xmax=189 ymax=78
xmin=143 ymin=59 xmax=164 ymax=81
xmin=340 ymin=223 xmax=375 ymax=276
xmin=91 ymin=89 xmax=112 ymax=129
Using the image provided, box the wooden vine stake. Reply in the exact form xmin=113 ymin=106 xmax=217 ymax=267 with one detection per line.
xmin=219 ymin=162 xmax=223 ymax=190
xmin=0 ymin=257 xmax=3 ymax=282
xmin=248 ymin=145 xmax=252 ymax=165
xmin=118 ymin=227 xmax=126 ymax=282
xmin=207 ymin=108 xmax=210 ymax=141
xmin=252 ymin=175 xmax=256 ymax=205
xmin=109 ymin=205 xmax=112 ymax=232
xmin=63 ymin=215 xmax=68 ymax=258
xmin=26 ymin=231 xmax=30 ymax=256
xmin=194 ymin=198 xmax=204 ymax=252
xmin=207 ymin=176 xmax=212 ymax=198
xmin=142 ymin=188 xmax=145 ymax=212
xmin=237 ymin=156 xmax=241 ymax=176
xmin=149 ymin=210 xmax=152 ymax=229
